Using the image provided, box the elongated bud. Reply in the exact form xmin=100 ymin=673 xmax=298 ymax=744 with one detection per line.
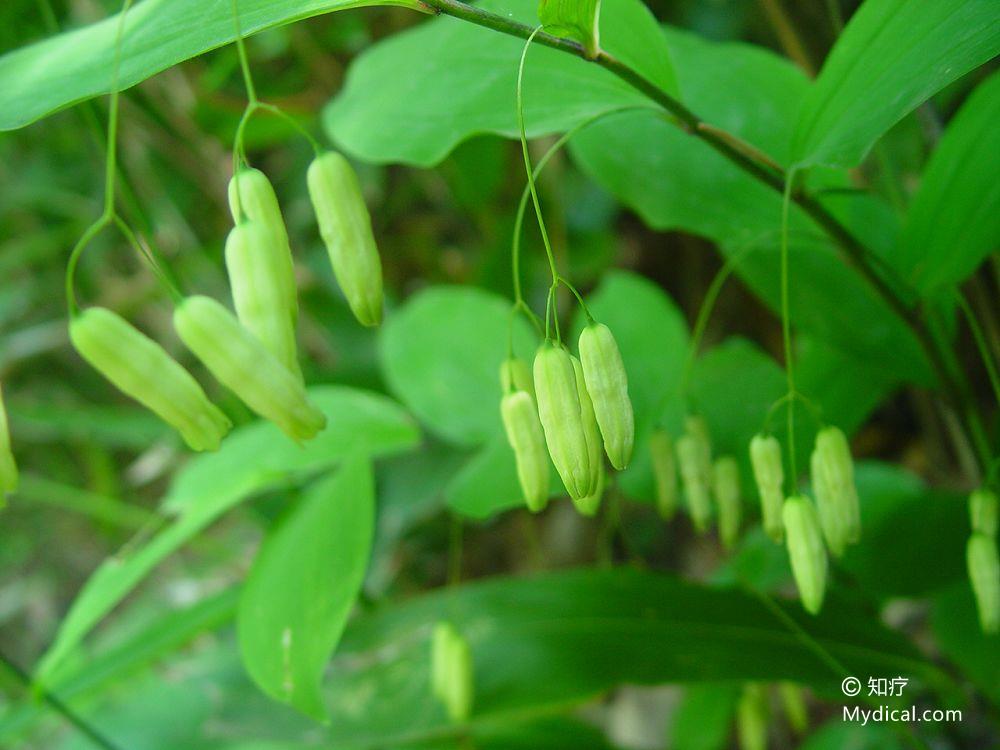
xmin=736 ymin=684 xmax=768 ymax=750
xmin=0 ymin=384 xmax=17 ymax=498
xmin=306 ymin=152 xmax=383 ymax=327
xmin=713 ymin=456 xmax=742 ymax=549
xmin=812 ymin=427 xmax=860 ymax=544
xmin=750 ymin=433 xmax=785 ymax=542
xmin=173 ymin=296 xmax=325 ymax=442
xmin=499 ymin=356 xmax=534 ymax=398
xmin=69 ymin=307 xmax=231 ymax=452
xmin=227 ymin=168 xmax=298 ymax=324
xmin=967 ymin=533 xmax=1000 ymax=634
xmin=430 ymin=621 xmax=474 ymax=723
xmin=225 ymin=221 xmax=301 ymax=380
xmin=779 ymin=682 xmax=808 ymax=735
xmin=572 ymin=355 xmax=603 ymax=497
xmin=533 ymin=344 xmax=594 ymax=500
xmin=810 ymin=447 xmax=848 ymax=558
xmin=573 ymin=466 xmax=605 ymax=517
xmin=579 ymin=323 xmax=634 ymax=469
xmin=649 ymin=428 xmax=678 ymax=520
xmin=500 ymin=391 xmax=549 ymax=512
xmin=677 ymin=416 xmax=712 ymax=532
xmin=782 ymin=495 xmax=828 ymax=615
xmin=970 ymin=489 xmax=998 ymax=538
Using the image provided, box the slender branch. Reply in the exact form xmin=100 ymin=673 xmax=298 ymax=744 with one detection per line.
xmin=420 ymin=0 xmax=991 ymax=475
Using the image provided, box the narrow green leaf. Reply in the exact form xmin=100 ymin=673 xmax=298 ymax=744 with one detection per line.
xmin=0 ymin=0 xmax=425 ymax=131
xmin=897 ymin=70 xmax=1000 ymax=294
xmin=239 ymin=454 xmax=375 ymax=721
xmin=33 ymin=387 xmax=418 ymax=685
xmin=791 ymin=0 xmax=1000 ymax=168
xmin=325 ymin=0 xmax=676 ymax=165
xmin=671 ymin=683 xmax=741 ymax=750
xmin=379 ymin=286 xmax=536 ymax=446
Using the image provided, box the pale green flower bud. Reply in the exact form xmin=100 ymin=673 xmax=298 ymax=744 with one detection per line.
xmin=713 ymin=456 xmax=742 ymax=549
xmin=782 ymin=495 xmax=828 ymax=615
xmin=306 ymin=152 xmax=383 ymax=327
xmin=779 ymin=682 xmax=808 ymax=735
xmin=173 ymin=296 xmax=325 ymax=442
xmin=572 ymin=355 xmax=603 ymax=498
xmin=430 ymin=621 xmax=474 ymax=723
xmin=578 ymin=323 xmax=634 ymax=469
xmin=750 ymin=433 xmax=785 ymax=542
xmin=0 ymin=383 xmax=18 ymax=498
xmin=500 ymin=391 xmax=549 ymax=513
xmin=227 ymin=168 xmax=298 ymax=325
xmin=225 ymin=221 xmax=301 ymax=381
xmin=533 ymin=344 xmax=594 ymax=500
xmin=812 ymin=426 xmax=860 ymax=544
xmin=969 ymin=489 xmax=998 ymax=538
xmin=677 ymin=416 xmax=713 ymax=532
xmin=967 ymin=533 xmax=1000 ymax=634
xmin=811 ymin=447 xmax=848 ymax=558
xmin=649 ymin=428 xmax=678 ymax=520
xmin=69 ymin=307 xmax=231 ymax=452
xmin=737 ymin=684 xmax=768 ymax=750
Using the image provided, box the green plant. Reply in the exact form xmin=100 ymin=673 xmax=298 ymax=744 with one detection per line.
xmin=0 ymin=0 xmax=997 ymax=747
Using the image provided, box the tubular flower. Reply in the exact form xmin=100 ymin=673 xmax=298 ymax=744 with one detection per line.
xmin=500 ymin=391 xmax=550 ymax=512
xmin=578 ymin=322 xmax=634 ymax=469
xmin=69 ymin=307 xmax=231 ymax=451
xmin=430 ymin=621 xmax=474 ymax=723
xmin=307 ymin=152 xmax=384 ymax=327
xmin=224 ymin=220 xmax=301 ymax=380
xmin=173 ymin=296 xmax=325 ymax=442
xmin=811 ymin=426 xmax=860 ymax=545
xmin=713 ymin=456 xmax=742 ymax=549
xmin=782 ymin=494 xmax=828 ymax=615
xmin=227 ymin=168 xmax=298 ymax=325
xmin=649 ymin=428 xmax=678 ymax=520
xmin=967 ymin=534 xmax=1000 ymax=634
xmin=749 ymin=433 xmax=785 ymax=542
xmin=0 ymin=383 xmax=18 ymax=497
xmin=533 ymin=344 xmax=594 ymax=500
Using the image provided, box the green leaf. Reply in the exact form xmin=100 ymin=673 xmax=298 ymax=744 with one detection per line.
xmin=932 ymin=583 xmax=1000 ymax=704
xmin=33 ymin=387 xmax=418 ymax=685
xmin=239 ymin=454 xmax=375 ymax=721
xmin=897 ymin=70 xmax=1000 ymax=294
xmin=539 ymin=0 xmax=601 ymax=57
xmin=791 ymin=0 xmax=1000 ymax=168
xmin=324 ymin=0 xmax=676 ymax=165
xmin=446 ymin=435 xmax=530 ymax=518
xmin=379 ymin=286 xmax=536 ymax=446
xmin=0 ymin=0 xmax=425 ymax=131
xmin=798 ymin=720 xmax=905 ymax=750
xmin=671 ymin=683 xmax=741 ymax=750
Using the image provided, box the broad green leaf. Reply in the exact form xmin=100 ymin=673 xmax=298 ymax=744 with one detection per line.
xmin=325 ymin=0 xmax=676 ymax=165
xmin=34 ymin=387 xmax=418 ymax=685
xmin=799 ymin=720 xmax=905 ymax=750
xmin=791 ymin=0 xmax=1000 ymax=168
xmin=0 ymin=0 xmax=425 ymax=131
xmin=671 ymin=683 xmax=741 ymax=750
xmin=838 ymin=463 xmax=966 ymax=598
xmin=239 ymin=454 xmax=375 ymax=721
xmin=539 ymin=0 xmax=601 ymax=57
xmin=7 ymin=400 xmax=168 ymax=449
xmin=379 ymin=286 xmax=536 ymax=446
xmin=897 ymin=70 xmax=1000 ymax=294
xmin=932 ymin=583 xmax=1000 ymax=704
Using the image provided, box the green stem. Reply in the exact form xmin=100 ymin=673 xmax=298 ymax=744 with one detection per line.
xmin=65 ymin=217 xmax=111 ymax=316
xmin=957 ymin=291 xmax=1000 ymax=410
xmin=231 ymin=0 xmax=258 ymax=104
xmin=0 ymin=650 xmax=124 ymax=750
xmin=516 ymin=28 xmax=560 ymax=290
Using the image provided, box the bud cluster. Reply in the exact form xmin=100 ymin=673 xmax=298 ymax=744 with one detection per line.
xmin=498 ymin=322 xmax=634 ymax=516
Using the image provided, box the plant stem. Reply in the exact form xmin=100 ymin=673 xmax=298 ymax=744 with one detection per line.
xmin=780 ymin=173 xmax=798 ymax=483
xmin=0 ymin=650 xmax=125 ymax=750
xmin=420 ymin=0 xmax=991 ymax=475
